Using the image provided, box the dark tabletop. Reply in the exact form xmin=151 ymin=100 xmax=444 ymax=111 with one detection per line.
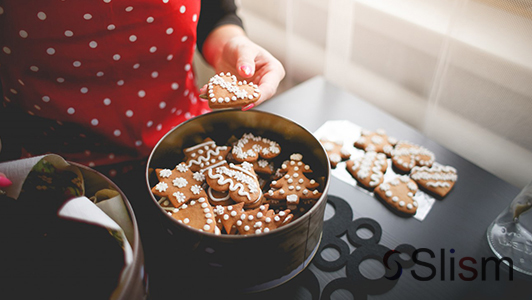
xmin=140 ymin=76 xmax=529 ymax=300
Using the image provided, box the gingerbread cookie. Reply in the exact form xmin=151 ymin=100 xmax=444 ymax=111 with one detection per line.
xmin=213 ymin=202 xmax=245 ymax=234
xmin=184 ymin=138 xmax=231 ymax=172
xmin=320 ymin=139 xmax=351 ymax=168
xmin=375 ymin=176 xmax=418 ymax=216
xmin=411 ymin=163 xmax=457 ymax=198
xmin=265 ymin=153 xmax=322 ymax=209
xmin=232 ymin=133 xmax=281 ymax=163
xmin=206 ymin=72 xmax=261 ymax=109
xmin=151 ymin=163 xmax=207 ymax=209
xmin=346 ymin=151 xmax=388 ymax=189
xmin=206 ymin=162 xmax=263 ymax=206
xmin=170 ymin=197 xmax=219 ymax=234
xmin=234 ymin=205 xmax=293 ymax=235
xmin=206 ymin=186 xmax=234 ymax=206
xmin=391 ymin=141 xmax=435 ymax=173
xmin=354 ymin=129 xmax=397 ymax=156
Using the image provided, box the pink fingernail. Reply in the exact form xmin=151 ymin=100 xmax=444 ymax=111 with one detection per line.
xmin=242 ymin=103 xmax=255 ymax=111
xmin=0 ymin=176 xmax=12 ymax=188
xmin=240 ymin=65 xmax=252 ymax=76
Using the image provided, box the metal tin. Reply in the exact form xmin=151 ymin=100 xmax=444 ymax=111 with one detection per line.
xmin=145 ymin=110 xmax=330 ymax=292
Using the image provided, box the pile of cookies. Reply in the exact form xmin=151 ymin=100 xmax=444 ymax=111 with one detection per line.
xmin=151 ymin=133 xmax=323 ymax=235
xmin=320 ymin=128 xmax=457 ymax=217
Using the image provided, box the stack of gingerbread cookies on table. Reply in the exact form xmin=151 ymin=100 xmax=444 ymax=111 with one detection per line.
xmin=320 ymin=128 xmax=457 ymax=217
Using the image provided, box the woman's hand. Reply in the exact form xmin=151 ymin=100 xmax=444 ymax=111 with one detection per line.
xmin=202 ymin=25 xmax=285 ymax=108
xmin=0 ymin=172 xmax=12 ymax=189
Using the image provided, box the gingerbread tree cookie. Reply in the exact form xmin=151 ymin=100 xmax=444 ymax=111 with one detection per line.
xmin=213 ymin=202 xmax=245 ymax=234
xmin=354 ymin=129 xmax=397 ymax=156
xmin=320 ymin=139 xmax=351 ymax=168
xmin=151 ymin=162 xmax=207 ymax=209
xmin=184 ymin=138 xmax=231 ymax=172
xmin=206 ymin=72 xmax=261 ymax=109
xmin=171 ymin=197 xmax=219 ymax=234
xmin=265 ymin=153 xmax=322 ymax=209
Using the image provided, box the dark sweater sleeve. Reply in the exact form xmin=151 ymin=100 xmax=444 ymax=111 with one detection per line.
xmin=196 ymin=0 xmax=244 ymax=55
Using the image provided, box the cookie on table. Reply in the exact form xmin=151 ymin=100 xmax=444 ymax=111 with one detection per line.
xmin=232 ymin=133 xmax=281 ymax=163
xmin=410 ymin=163 xmax=457 ymax=198
xmin=375 ymin=176 xmax=418 ymax=216
xmin=151 ymin=163 xmax=207 ymax=209
xmin=320 ymin=139 xmax=351 ymax=168
xmin=206 ymin=72 xmax=261 ymax=109
xmin=391 ymin=141 xmax=435 ymax=173
xmin=354 ymin=129 xmax=398 ymax=156
xmin=171 ymin=197 xmax=220 ymax=234
xmin=184 ymin=138 xmax=231 ymax=172
xmin=346 ymin=151 xmax=388 ymax=189
xmin=206 ymin=162 xmax=263 ymax=207
xmin=265 ymin=153 xmax=322 ymax=209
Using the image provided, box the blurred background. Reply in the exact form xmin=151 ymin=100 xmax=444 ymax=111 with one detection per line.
xmin=194 ymin=0 xmax=532 ymax=189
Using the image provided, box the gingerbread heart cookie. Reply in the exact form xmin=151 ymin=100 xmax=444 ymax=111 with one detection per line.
xmin=346 ymin=151 xmax=388 ymax=189
xmin=206 ymin=72 xmax=261 ymax=109
xmin=375 ymin=176 xmax=418 ymax=216
xmin=411 ymin=163 xmax=457 ymax=198
xmin=232 ymin=133 xmax=281 ymax=163
xmin=391 ymin=141 xmax=435 ymax=173
xmin=354 ymin=129 xmax=398 ymax=156
xmin=171 ymin=197 xmax=219 ymax=234
xmin=151 ymin=163 xmax=207 ymax=209
xmin=320 ymin=139 xmax=351 ymax=168
xmin=184 ymin=138 xmax=231 ymax=172
xmin=265 ymin=153 xmax=322 ymax=209
xmin=206 ymin=162 xmax=263 ymax=206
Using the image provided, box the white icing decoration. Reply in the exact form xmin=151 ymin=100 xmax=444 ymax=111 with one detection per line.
xmin=172 ymin=177 xmax=188 ymax=188
xmin=155 ymin=182 xmax=168 ymax=192
xmin=159 ymin=169 xmax=172 ymax=178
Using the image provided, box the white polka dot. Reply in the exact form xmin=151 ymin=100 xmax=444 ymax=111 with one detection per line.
xmin=91 ymin=119 xmax=99 ymax=126
xmin=166 ymin=28 xmax=174 ymax=35
xmin=147 ymin=120 xmax=153 ymax=127
xmin=125 ymin=6 xmax=133 ymax=12
xmin=185 ymin=112 xmax=192 ymax=119
xmin=46 ymin=48 xmax=55 ymax=55
xmin=34 ymin=105 xmax=41 ymax=110
xmin=192 ymin=14 xmax=197 ymax=22
xmin=159 ymin=102 xmax=166 ymax=109
xmin=37 ymin=12 xmax=47 ymax=20
xmin=117 ymin=80 xmax=124 ymax=86
xmin=73 ymin=61 xmax=81 ymax=67
xmin=163 ymin=0 xmax=169 ymax=3
xmin=146 ymin=16 xmax=154 ymax=23
xmin=18 ymin=79 xmax=25 ymax=86
xmin=103 ymin=0 xmax=111 ymax=3
xmin=179 ymin=5 xmax=186 ymax=13
xmin=80 ymin=87 xmax=88 ymax=94
xmin=133 ymin=63 xmax=140 ymax=69
xmin=113 ymin=129 xmax=121 ymax=136
xmin=184 ymin=89 xmax=189 ymax=96
xmin=109 ymin=153 xmax=115 ymax=160
xmin=42 ymin=96 xmax=50 ymax=102
xmin=103 ymin=98 xmax=111 ymax=105
xmin=181 ymin=36 xmax=188 ymax=42
xmin=184 ymin=64 xmax=191 ymax=71
xmin=138 ymin=90 xmax=146 ymax=98
xmin=151 ymin=71 xmax=159 ymax=78
xmin=30 ymin=66 xmax=39 ymax=72
xmin=167 ymin=54 xmax=173 ymax=61
xmin=96 ymin=71 xmax=104 ymax=77
xmin=129 ymin=35 xmax=137 ymax=42
xmin=9 ymin=88 xmax=17 ymax=94
xmin=65 ymin=30 xmax=74 ymax=37
xmin=67 ymin=107 xmax=75 ymax=114
xmin=113 ymin=54 xmax=121 ymax=61
xmin=56 ymin=78 xmax=65 ymax=83
xmin=149 ymin=46 xmax=157 ymax=53
xmin=171 ymin=82 xmax=179 ymax=90
xmin=84 ymin=13 xmax=92 ymax=20
xmin=0 ymin=7 xmax=3 ymax=15
xmin=156 ymin=124 xmax=162 ymax=131
xmin=135 ymin=140 xmax=142 ymax=147
xmin=19 ymin=30 xmax=28 ymax=38
xmin=2 ymin=47 xmax=11 ymax=54
xmin=125 ymin=110 xmax=134 ymax=117
xmin=89 ymin=41 xmax=98 ymax=48
xmin=107 ymin=24 xmax=116 ymax=30
xmin=88 ymin=162 xmax=95 ymax=167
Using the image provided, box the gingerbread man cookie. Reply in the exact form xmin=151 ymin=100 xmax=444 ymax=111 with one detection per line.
xmin=391 ymin=141 xmax=435 ymax=173
xmin=411 ymin=163 xmax=457 ymax=198
xmin=206 ymin=162 xmax=263 ymax=206
xmin=171 ymin=197 xmax=219 ymax=234
xmin=265 ymin=153 xmax=322 ymax=209
xmin=232 ymin=133 xmax=281 ymax=163
xmin=206 ymin=72 xmax=261 ymax=109
xmin=354 ymin=129 xmax=397 ymax=156
xmin=346 ymin=151 xmax=388 ymax=189
xmin=320 ymin=139 xmax=351 ymax=168
xmin=375 ymin=176 xmax=418 ymax=216
xmin=184 ymin=138 xmax=231 ymax=172
xmin=152 ymin=163 xmax=207 ymax=209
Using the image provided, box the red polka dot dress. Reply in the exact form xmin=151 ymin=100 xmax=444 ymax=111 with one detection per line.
xmin=0 ymin=0 xmax=211 ymax=170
